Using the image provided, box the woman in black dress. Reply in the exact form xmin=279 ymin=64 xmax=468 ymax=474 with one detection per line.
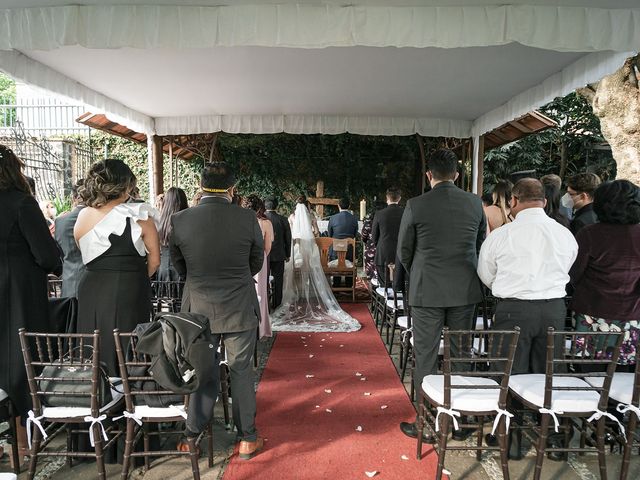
xmin=0 ymin=145 xmax=61 ymax=443
xmin=74 ymin=159 xmax=160 ymax=375
xmin=157 ymin=187 xmax=188 ymax=282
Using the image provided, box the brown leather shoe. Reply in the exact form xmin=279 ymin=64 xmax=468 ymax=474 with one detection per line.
xmin=238 ymin=437 xmax=264 ymax=460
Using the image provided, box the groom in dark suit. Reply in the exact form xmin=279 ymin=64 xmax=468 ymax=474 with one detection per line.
xmin=328 ymin=197 xmax=359 ymax=287
xmin=372 ymin=187 xmax=404 ymax=285
xmin=264 ymin=197 xmax=292 ymax=309
xmin=170 ymin=162 xmax=265 ymax=459
xmin=397 ymin=149 xmax=486 ymax=441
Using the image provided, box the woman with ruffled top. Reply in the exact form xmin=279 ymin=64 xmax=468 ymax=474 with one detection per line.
xmin=74 ymin=159 xmax=160 ymax=375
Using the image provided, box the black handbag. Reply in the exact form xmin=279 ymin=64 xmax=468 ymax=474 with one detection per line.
xmin=39 ymin=349 xmax=112 ymax=408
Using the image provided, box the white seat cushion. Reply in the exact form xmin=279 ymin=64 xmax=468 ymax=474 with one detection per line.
xmin=397 ymin=316 xmax=409 ymax=329
xmin=370 ymin=278 xmax=379 ymax=287
xmin=422 ymin=375 xmax=501 ymax=412
xmin=475 ymin=316 xmax=487 ymax=330
xmin=509 ymin=374 xmax=600 ymax=412
xmin=42 ymin=391 xmax=124 ymax=419
xmin=328 ymin=259 xmax=353 ymax=268
xmin=133 ymin=404 xmax=187 ymax=419
xmin=376 ymin=287 xmax=402 ymax=299
xmin=386 ymin=299 xmax=404 ymax=310
xmin=0 ymin=388 xmax=8 ymax=403
xmin=584 ymin=373 xmax=635 ymax=405
xmin=0 ymin=473 xmax=18 ymax=480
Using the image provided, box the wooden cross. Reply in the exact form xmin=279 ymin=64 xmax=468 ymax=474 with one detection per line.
xmin=308 ymin=181 xmax=339 ymax=218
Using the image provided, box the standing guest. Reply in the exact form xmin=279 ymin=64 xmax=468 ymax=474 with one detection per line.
xmin=570 ymin=180 xmax=640 ymax=365
xmin=481 ymin=193 xmax=494 ymax=208
xmin=157 ymin=187 xmax=189 ymax=282
xmin=328 ymin=197 xmax=359 ymax=287
xmin=242 ymin=194 xmax=274 ymax=338
xmin=542 ymin=181 xmax=570 ymax=229
xmin=74 ymin=159 xmax=160 ymax=375
xmin=484 ymin=180 xmax=513 ymax=232
xmin=372 ymin=187 xmax=404 ymax=285
xmin=541 ymin=174 xmax=572 ymax=220
xmin=0 ymin=144 xmax=61 ymax=455
xmin=478 ymin=178 xmax=578 ymax=374
xmin=563 ymin=172 xmax=601 ymax=235
xmin=170 ymin=162 xmax=264 ymax=458
xmin=54 ymin=179 xmax=86 ymax=298
xmin=397 ymin=149 xmax=486 ymax=441
xmin=361 ymin=201 xmax=386 ymax=282
xmin=40 ymin=199 xmax=57 ymax=235
xmin=264 ymin=197 xmax=292 ymax=310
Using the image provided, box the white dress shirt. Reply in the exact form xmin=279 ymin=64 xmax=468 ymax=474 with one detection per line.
xmin=477 ymin=208 xmax=578 ymax=300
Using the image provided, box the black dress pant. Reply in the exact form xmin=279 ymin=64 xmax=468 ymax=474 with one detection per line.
xmin=492 ymin=298 xmax=566 ymax=374
xmin=270 ymin=260 xmax=285 ymax=309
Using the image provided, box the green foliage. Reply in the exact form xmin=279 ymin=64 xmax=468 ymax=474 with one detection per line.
xmin=483 ymin=93 xmax=616 ymax=192
xmin=0 ymin=73 xmax=17 ymax=126
xmin=52 ymin=195 xmax=73 ymax=215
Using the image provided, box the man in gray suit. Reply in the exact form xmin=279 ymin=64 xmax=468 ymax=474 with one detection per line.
xmin=54 ymin=180 xmax=85 ymax=298
xmin=397 ymin=149 xmax=486 ymax=440
xmin=170 ymin=162 xmax=265 ymax=459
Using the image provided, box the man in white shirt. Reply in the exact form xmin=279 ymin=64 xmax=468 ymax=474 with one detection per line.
xmin=478 ymin=178 xmax=578 ymax=374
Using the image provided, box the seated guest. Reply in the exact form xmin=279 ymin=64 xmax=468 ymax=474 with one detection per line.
xmin=54 ymin=179 xmax=86 ymax=298
xmin=157 ymin=187 xmax=189 ymax=282
xmin=0 ymin=145 xmax=61 ymax=456
xmin=563 ymin=172 xmax=601 ymax=235
xmin=570 ymin=180 xmax=640 ymax=366
xmin=478 ymin=178 xmax=578 ymax=374
xmin=484 ymin=180 xmax=513 ymax=232
xmin=328 ymin=197 xmax=359 ymax=287
xmin=372 ymin=187 xmax=404 ymax=285
xmin=74 ymin=159 xmax=160 ymax=375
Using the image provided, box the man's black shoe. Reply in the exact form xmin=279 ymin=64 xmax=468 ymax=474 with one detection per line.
xmin=452 ymin=428 xmax=476 ymax=441
xmin=399 ymin=422 xmax=436 ymax=443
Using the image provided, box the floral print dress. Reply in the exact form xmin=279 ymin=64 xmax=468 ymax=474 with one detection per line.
xmin=574 ymin=313 xmax=640 ymax=365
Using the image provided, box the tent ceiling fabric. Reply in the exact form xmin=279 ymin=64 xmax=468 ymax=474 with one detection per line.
xmin=0 ymin=2 xmax=637 ymax=138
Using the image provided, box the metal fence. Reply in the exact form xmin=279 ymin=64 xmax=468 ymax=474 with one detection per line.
xmin=0 ymin=98 xmax=90 ymax=136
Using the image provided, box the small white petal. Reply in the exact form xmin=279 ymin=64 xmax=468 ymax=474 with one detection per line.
xmin=324 ymin=389 xmax=332 ymax=394
xmin=339 ymin=345 xmax=344 ymax=348
xmin=360 ymin=377 xmax=366 ymax=381
xmin=442 ymin=469 xmax=452 ymax=476
xmin=365 ymin=471 xmax=378 ymax=478
xmin=315 ymin=405 xmax=320 ymax=408
xmin=401 ymin=455 xmax=409 ymax=460
xmin=301 ymin=336 xmax=306 ymax=339
xmin=325 ymin=409 xmax=332 ymax=413
xmin=380 ymin=405 xmax=388 ymax=410
xmin=356 ymin=426 xmax=363 ymax=432
xmin=321 ymin=339 xmax=326 ymax=342
xmin=319 ymin=345 xmax=324 ymax=348
xmin=309 ymin=354 xmax=314 ymax=358
xmin=306 ymin=374 xmax=315 ymax=378
xmin=355 ymin=372 xmax=363 ymax=376
xmin=364 ymin=392 xmax=371 ymax=396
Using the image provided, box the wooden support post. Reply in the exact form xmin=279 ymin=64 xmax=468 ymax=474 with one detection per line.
xmin=316 ymin=180 xmax=325 ymax=218
xmin=476 ymin=135 xmax=485 ymax=195
xmin=152 ymin=135 xmax=164 ymax=197
xmin=415 ymin=134 xmax=426 ymax=194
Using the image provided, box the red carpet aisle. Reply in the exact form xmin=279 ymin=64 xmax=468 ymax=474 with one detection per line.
xmin=223 ymin=303 xmax=441 ymax=480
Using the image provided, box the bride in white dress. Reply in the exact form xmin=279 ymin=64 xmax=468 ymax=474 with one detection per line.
xmin=270 ymin=201 xmax=360 ymax=333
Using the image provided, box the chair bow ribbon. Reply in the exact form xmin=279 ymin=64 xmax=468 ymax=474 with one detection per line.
xmin=587 ymin=409 xmax=626 ymax=439
xmin=491 ymin=408 xmax=514 ymax=436
xmin=539 ymin=408 xmax=564 ymax=433
xmin=400 ymin=327 xmax=413 ymax=343
xmin=84 ymin=414 xmax=108 ymax=447
xmin=26 ymin=410 xmax=47 ymax=449
xmin=616 ymin=403 xmax=640 ymax=421
xmin=114 ymin=410 xmax=143 ymax=426
xmin=435 ymin=406 xmax=461 ymax=432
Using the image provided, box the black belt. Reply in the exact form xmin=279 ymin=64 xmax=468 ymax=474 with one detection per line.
xmin=498 ymin=297 xmax=565 ymax=303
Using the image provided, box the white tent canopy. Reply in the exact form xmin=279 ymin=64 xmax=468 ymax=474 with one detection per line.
xmin=0 ymin=1 xmax=637 ymax=193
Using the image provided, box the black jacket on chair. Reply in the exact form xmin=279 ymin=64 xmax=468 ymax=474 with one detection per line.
xmin=169 ymin=196 xmax=264 ymax=334
xmin=372 ymin=203 xmax=404 ymax=267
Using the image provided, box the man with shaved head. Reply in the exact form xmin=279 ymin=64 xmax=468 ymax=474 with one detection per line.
xmin=478 ymin=178 xmax=578 ymax=374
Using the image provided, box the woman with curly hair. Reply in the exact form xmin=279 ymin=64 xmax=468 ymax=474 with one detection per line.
xmin=0 ymin=144 xmax=61 ymax=458
xmin=570 ymin=180 xmax=640 ymax=366
xmin=242 ymin=194 xmax=274 ymax=338
xmin=74 ymin=159 xmax=160 ymax=374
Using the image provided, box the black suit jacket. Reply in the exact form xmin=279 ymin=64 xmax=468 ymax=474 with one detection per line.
xmin=372 ymin=203 xmax=404 ymax=266
xmin=397 ymin=182 xmax=486 ymax=308
xmin=169 ymin=196 xmax=264 ymax=334
xmin=265 ymin=210 xmax=292 ymax=262
xmin=54 ymin=206 xmax=85 ymax=298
